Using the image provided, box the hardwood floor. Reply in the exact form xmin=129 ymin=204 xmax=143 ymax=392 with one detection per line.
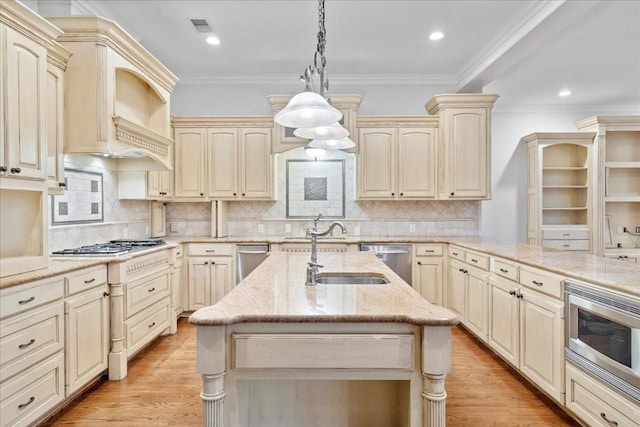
xmin=44 ymin=319 xmax=580 ymax=426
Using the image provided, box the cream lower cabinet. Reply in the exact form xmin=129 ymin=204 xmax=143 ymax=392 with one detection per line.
xmin=187 ymin=243 xmax=234 ymax=311
xmin=447 ymin=246 xmax=490 ymax=342
xmin=356 ymin=118 xmax=438 ymax=200
xmin=412 ymin=244 xmax=444 ymax=305
xmin=489 ymin=260 xmax=565 ymax=404
xmin=170 ymin=245 xmax=184 ymax=327
xmin=0 ymin=276 xmax=65 ymax=427
xmin=64 ymin=266 xmax=109 ymax=397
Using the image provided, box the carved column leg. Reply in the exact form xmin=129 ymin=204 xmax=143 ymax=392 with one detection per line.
xmin=421 ymin=326 xmax=452 ymax=427
xmin=422 ymin=373 xmax=446 ymax=426
xmin=108 ymin=281 xmax=127 ymax=380
xmin=202 ymin=373 xmax=225 ymax=426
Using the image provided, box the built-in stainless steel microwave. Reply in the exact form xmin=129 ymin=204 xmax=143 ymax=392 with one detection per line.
xmin=565 ymin=280 xmax=640 ymax=402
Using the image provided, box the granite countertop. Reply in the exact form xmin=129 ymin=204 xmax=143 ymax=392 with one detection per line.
xmin=189 ymin=251 xmax=458 ymax=327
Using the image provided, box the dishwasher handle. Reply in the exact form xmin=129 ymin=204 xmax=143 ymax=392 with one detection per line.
xmin=236 ymin=250 xmax=269 ymax=255
xmin=371 ymin=250 xmax=410 ymax=255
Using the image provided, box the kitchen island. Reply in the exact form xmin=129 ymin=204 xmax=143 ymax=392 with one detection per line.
xmin=189 ymin=251 xmax=458 ymax=427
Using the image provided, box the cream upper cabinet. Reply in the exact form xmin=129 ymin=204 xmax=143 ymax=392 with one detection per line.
xmin=1 ymin=13 xmax=53 ymax=181
xmin=521 ymin=133 xmax=595 ymax=251
xmin=172 ymin=118 xmax=274 ymax=201
xmin=147 ymin=170 xmax=173 ymax=199
xmin=426 ymin=94 xmax=498 ymax=200
xmin=357 ymin=117 xmax=438 ymax=200
xmin=174 ymin=128 xmax=207 ymax=199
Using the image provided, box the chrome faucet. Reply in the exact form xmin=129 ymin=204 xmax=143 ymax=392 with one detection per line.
xmin=305 ymin=221 xmax=348 ymax=286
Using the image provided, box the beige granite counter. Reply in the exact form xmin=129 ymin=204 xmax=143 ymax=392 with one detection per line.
xmin=189 ymin=251 xmax=459 ymax=326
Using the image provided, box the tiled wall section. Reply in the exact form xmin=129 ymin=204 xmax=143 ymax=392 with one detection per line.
xmin=166 ymin=148 xmax=480 ymax=237
xmin=48 ymin=155 xmax=151 ymax=251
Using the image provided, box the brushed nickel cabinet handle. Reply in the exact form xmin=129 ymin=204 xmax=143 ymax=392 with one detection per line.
xmin=18 ymin=339 xmax=36 ymax=349
xmin=452 ymin=252 xmax=458 ymax=256
xmin=148 ymin=322 xmax=156 ymax=328
xmin=103 ymin=291 xmax=110 ymax=297
xmin=148 ymin=287 xmax=156 ymax=293
xmin=424 ymin=250 xmax=434 ymax=253
xmin=500 ymin=268 xmax=509 ymax=273
xmin=471 ymin=258 xmax=478 ymax=263
xmin=84 ymin=278 xmax=96 ymax=284
xmin=205 ymin=249 xmax=216 ymax=253
xmin=532 ymin=280 xmax=543 ymax=286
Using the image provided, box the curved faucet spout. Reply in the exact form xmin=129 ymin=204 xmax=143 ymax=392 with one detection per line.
xmin=305 ymin=221 xmax=348 ymax=283
xmin=309 ymin=221 xmax=347 ymax=237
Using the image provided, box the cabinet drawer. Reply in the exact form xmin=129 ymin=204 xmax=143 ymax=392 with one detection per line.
xmin=125 ymin=298 xmax=170 ymax=358
xmin=543 ymin=239 xmax=589 ymax=251
xmin=0 ymin=302 xmax=64 ymax=382
xmin=125 ymin=271 xmax=170 ymax=318
xmin=493 ymin=259 xmax=519 ymax=282
xmin=465 ymin=251 xmax=489 ymax=271
xmin=0 ymin=277 xmax=64 ymax=320
xmin=0 ymin=352 xmax=64 ymax=427
xmin=233 ymin=334 xmax=414 ymax=370
xmin=448 ymin=246 xmax=465 ymax=261
xmin=415 ymin=245 xmax=443 ymax=256
xmin=65 ymin=265 xmax=107 ymax=296
xmin=605 ymin=255 xmax=639 ymax=263
xmin=188 ymin=243 xmax=233 ymax=257
xmin=543 ymin=228 xmax=590 ymax=240
xmin=566 ymin=363 xmax=640 ymax=427
xmin=519 ymin=266 xmax=563 ymax=298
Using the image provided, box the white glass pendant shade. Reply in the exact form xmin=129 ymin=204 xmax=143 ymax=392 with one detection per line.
xmin=309 ymin=136 xmax=355 ymax=150
xmin=305 ymin=147 xmax=326 ymax=158
xmin=274 ymin=91 xmax=342 ymax=128
xmin=293 ymin=122 xmax=349 ymax=140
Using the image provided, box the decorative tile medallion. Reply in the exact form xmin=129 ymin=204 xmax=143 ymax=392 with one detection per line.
xmin=51 ymin=168 xmax=104 ymax=225
xmin=286 ymin=159 xmax=345 ymax=218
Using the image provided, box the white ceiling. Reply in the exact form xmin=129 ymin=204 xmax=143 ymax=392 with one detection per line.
xmin=44 ymin=0 xmax=640 ymax=112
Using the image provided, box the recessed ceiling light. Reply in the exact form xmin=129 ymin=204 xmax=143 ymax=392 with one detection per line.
xmin=429 ymin=32 xmax=444 ymax=41
xmin=558 ymin=89 xmax=571 ymax=97
xmin=206 ymin=35 xmax=221 ymax=45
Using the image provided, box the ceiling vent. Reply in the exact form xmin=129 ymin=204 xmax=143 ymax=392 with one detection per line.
xmin=190 ymin=18 xmax=213 ymax=33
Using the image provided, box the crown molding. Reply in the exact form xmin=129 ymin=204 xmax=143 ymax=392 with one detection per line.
xmin=492 ymin=103 xmax=640 ymax=114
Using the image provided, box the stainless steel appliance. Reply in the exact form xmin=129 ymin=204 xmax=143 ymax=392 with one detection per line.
xmin=52 ymin=238 xmax=166 ymax=256
xmin=359 ymin=243 xmax=412 ymax=285
xmin=236 ymin=244 xmax=270 ymax=283
xmin=565 ymin=280 xmax=640 ymax=402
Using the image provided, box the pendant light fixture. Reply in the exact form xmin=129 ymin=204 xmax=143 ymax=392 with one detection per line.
xmin=274 ymin=0 xmax=342 ymax=130
xmin=309 ymin=137 xmax=355 ymax=150
xmin=293 ymin=122 xmax=349 ymax=140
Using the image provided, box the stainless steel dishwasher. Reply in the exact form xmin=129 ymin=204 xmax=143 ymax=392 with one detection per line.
xmin=236 ymin=244 xmax=270 ymax=284
xmin=359 ymin=243 xmax=412 ymax=285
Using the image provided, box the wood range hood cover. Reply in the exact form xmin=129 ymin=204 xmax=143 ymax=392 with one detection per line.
xmin=47 ymin=15 xmax=179 ymax=171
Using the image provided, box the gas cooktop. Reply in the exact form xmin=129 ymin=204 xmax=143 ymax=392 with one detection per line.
xmin=52 ymin=239 xmax=166 ymax=256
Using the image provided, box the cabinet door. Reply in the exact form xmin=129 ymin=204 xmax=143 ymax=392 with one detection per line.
xmin=210 ymin=257 xmax=234 ymax=305
xmin=46 ymin=63 xmax=65 ymax=192
xmin=414 ymin=256 xmax=443 ymax=305
xmin=208 ymin=128 xmax=238 ymax=198
xmin=465 ymin=267 xmax=489 ymax=342
xmin=150 ymin=201 xmax=166 ymax=237
xmin=488 ymin=276 xmax=519 ymax=367
xmin=519 ymin=288 xmax=564 ymax=404
xmin=2 ymin=26 xmax=47 ymax=180
xmin=448 ymin=261 xmax=466 ymax=320
xmin=442 ymin=108 xmax=489 ymax=199
xmin=187 ymin=258 xmax=210 ymax=311
xmin=171 ymin=263 xmax=183 ymax=315
xmin=174 ymin=128 xmax=207 ymax=198
xmin=147 ymin=171 xmax=172 ymax=199
xmin=357 ymin=128 xmax=396 ymax=199
xmin=397 ymin=128 xmax=436 ymax=198
xmin=240 ymin=128 xmax=272 ymax=199
xmin=65 ymin=284 xmax=109 ymax=396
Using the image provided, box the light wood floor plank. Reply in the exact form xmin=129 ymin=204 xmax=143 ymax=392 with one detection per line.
xmin=43 ymin=319 xmax=579 ymax=426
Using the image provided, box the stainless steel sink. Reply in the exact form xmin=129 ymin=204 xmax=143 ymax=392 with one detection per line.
xmin=315 ymin=274 xmax=389 ymax=285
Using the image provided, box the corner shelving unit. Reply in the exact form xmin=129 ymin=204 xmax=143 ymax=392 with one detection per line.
xmin=522 ymin=133 xmax=595 ymax=251
xmin=578 ymin=117 xmax=640 ymax=261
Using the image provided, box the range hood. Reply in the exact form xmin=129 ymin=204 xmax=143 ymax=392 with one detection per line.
xmin=47 ymin=16 xmax=178 ymax=171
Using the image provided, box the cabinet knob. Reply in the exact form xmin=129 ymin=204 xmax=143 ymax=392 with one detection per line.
xmin=509 ymin=290 xmax=516 ymax=296
xmin=400 ymin=193 xmax=403 ymax=196
xmin=242 ymin=193 xmax=245 ymax=196
xmin=10 ymin=167 xmax=21 ymax=174
xmin=103 ymin=291 xmax=110 ymax=297
xmin=204 ymin=261 xmax=209 ymax=265
xmin=450 ymin=192 xmax=455 ymax=196
xmin=417 ymin=261 xmax=422 ymax=265
xmin=200 ymin=193 xmax=204 ymax=196
xmin=211 ymin=261 xmax=216 ymax=265
xmin=58 ymin=181 xmax=66 ymax=187
xmin=516 ymin=293 xmax=524 ymax=299
xmin=391 ymin=192 xmax=395 ymax=196
xmin=0 ymin=166 xmax=7 ymax=172
xmin=233 ymin=192 xmax=237 ymax=196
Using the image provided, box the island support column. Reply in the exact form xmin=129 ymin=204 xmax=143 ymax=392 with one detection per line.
xmin=421 ymin=326 xmax=451 ymax=426
xmin=197 ymin=326 xmax=226 ymax=426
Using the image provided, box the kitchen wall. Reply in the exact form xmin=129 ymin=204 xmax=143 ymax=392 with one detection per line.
xmin=165 ymin=147 xmax=479 ymax=238
xmin=48 ymin=155 xmax=151 ymax=251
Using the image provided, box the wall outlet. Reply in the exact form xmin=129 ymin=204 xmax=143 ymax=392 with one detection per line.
xmin=409 ymin=224 xmax=416 ymax=233
xmin=285 ymin=223 xmax=291 ymax=233
xmin=354 ymin=226 xmax=361 ymax=236
xmin=257 ymin=224 xmax=264 ymax=234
